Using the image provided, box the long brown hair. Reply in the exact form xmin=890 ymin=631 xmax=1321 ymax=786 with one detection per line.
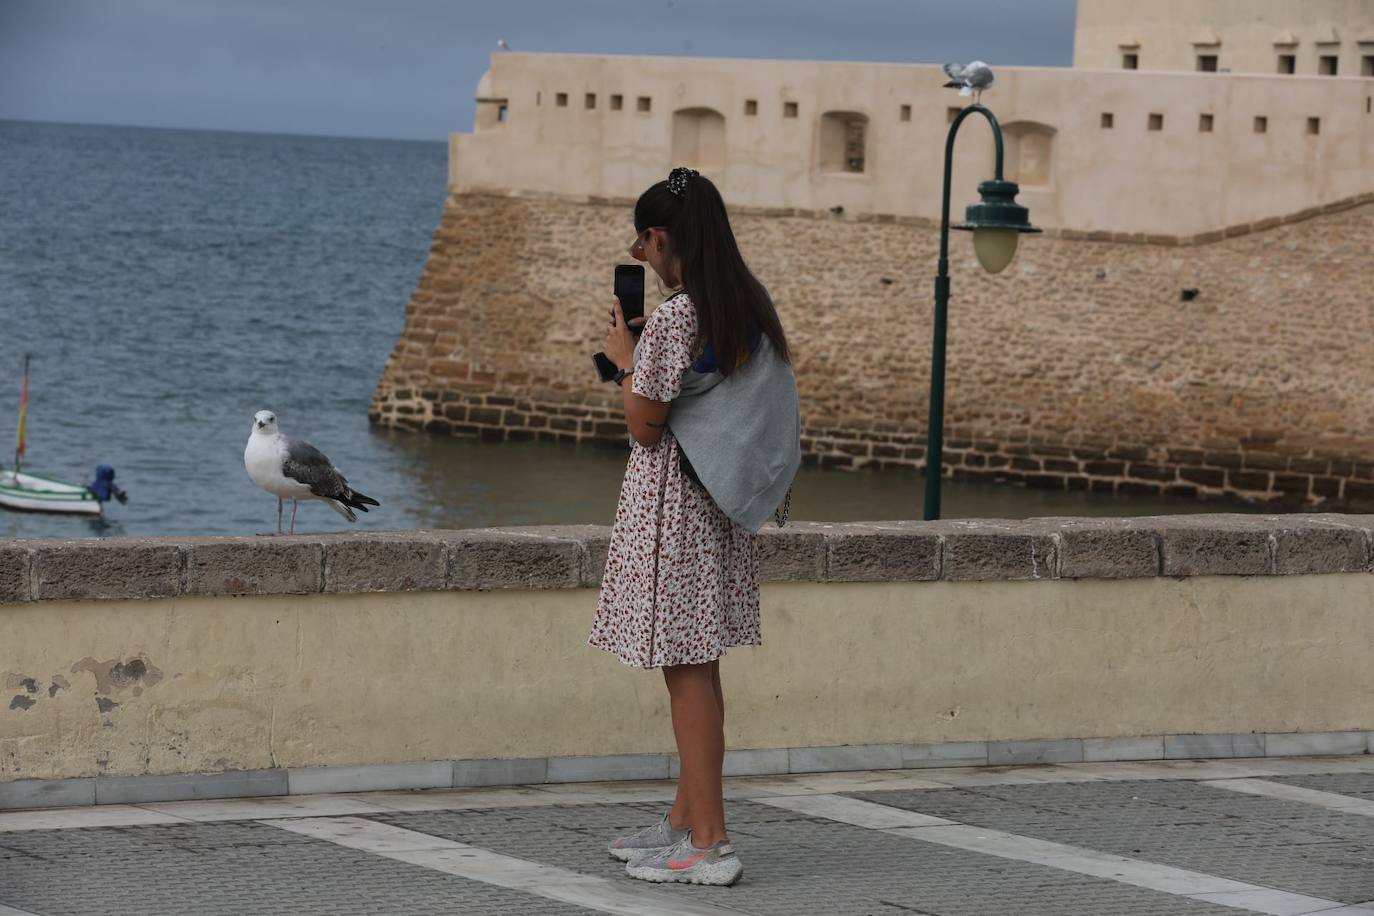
xmin=634 ymin=172 xmax=790 ymax=375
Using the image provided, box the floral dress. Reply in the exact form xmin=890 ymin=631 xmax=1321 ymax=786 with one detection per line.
xmin=589 ymin=293 xmax=762 ymax=669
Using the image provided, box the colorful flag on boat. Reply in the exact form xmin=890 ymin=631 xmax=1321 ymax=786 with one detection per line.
xmin=15 ymin=354 xmax=29 ymax=463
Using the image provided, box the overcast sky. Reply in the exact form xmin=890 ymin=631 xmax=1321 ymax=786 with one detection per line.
xmin=0 ymin=0 xmax=1076 ymax=141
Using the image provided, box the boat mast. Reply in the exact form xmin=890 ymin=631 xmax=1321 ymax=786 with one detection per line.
xmin=14 ymin=353 xmax=29 ymax=474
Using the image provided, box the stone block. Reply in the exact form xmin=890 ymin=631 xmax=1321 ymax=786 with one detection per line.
xmin=96 ymin=768 xmax=288 ymax=804
xmin=546 ymin=754 xmax=670 ymax=783
xmin=288 ymin=761 xmax=451 ymax=795
xmin=182 ymin=537 xmax=323 ymax=597
xmin=324 ymin=533 xmax=446 ymax=593
xmin=825 ymin=525 xmax=940 ymax=582
xmin=1051 ymin=519 xmax=1159 ymax=579
xmin=0 ymin=545 xmax=31 ymax=602
xmin=445 ymin=529 xmax=582 ymax=589
xmin=933 ymin=521 xmax=1058 ymax=581
xmin=756 ymin=522 xmax=826 ymax=581
xmin=1153 ymin=517 xmax=1272 ymax=576
xmin=987 ymin=739 xmax=1083 ymax=765
xmin=0 ymin=777 xmax=94 ymax=810
xmin=788 ymin=744 xmax=904 ymax=773
xmin=1164 ymin=733 xmax=1263 ymax=759
xmin=1264 ymin=731 xmax=1368 ymax=757
xmin=452 ymin=757 xmax=548 ymax=787
xmin=31 ymin=540 xmax=181 ymax=601
xmin=1082 ymin=736 xmax=1164 ymax=762
xmin=722 ymin=748 xmax=790 ymax=777
xmin=1268 ymin=518 xmax=1368 ymax=575
xmin=902 ymin=741 xmax=989 ymax=769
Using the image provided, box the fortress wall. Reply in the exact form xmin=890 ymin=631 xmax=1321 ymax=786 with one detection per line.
xmin=1074 ymin=0 xmax=1374 ymax=74
xmin=454 ymin=53 xmax=1374 ymax=236
xmin=370 ymin=190 xmax=1374 ymax=511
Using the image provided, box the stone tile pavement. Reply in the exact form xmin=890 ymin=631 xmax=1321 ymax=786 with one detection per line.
xmin=4 ymin=757 xmax=1374 ymax=915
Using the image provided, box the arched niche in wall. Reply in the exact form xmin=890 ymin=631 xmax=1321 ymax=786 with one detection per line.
xmin=671 ymin=107 xmax=726 ymax=171
xmin=1001 ymin=121 xmax=1056 ymax=188
xmin=474 ymin=69 xmax=508 ymax=132
xmin=820 ymin=111 xmax=869 ymax=173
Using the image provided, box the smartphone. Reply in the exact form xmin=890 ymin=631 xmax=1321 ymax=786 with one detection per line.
xmin=592 ymin=351 xmax=618 ymax=383
xmin=614 ymin=264 xmax=645 ymax=335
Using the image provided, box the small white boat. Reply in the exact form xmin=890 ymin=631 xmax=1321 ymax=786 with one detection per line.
xmin=0 ymin=468 xmax=103 ymax=516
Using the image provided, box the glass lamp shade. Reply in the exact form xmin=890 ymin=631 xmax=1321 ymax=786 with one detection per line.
xmin=955 ymin=179 xmax=1040 ymax=274
xmin=972 ymin=228 xmax=1019 ymax=274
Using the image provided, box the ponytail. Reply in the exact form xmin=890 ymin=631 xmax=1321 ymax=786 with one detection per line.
xmin=634 ymin=170 xmax=790 ymax=375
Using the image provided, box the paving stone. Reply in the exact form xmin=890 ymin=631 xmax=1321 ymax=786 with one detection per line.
xmin=443 ymin=528 xmax=582 ymax=589
xmin=0 ymin=545 xmax=31 ymax=602
xmin=30 ymin=539 xmax=181 ymax=600
xmin=183 ymin=536 xmax=323 ymax=596
xmin=902 ymin=741 xmax=989 ymax=769
xmin=0 ymin=777 xmax=93 ymax=810
xmin=849 ymin=777 xmax=1374 ymax=904
xmin=453 ymin=757 xmax=548 ymax=788
xmin=1265 ymin=732 xmax=1370 ymax=758
xmin=1151 ymin=515 xmax=1273 ymax=576
xmin=546 ymin=754 xmax=670 ymax=783
xmin=755 ymin=522 xmax=826 ymax=581
xmin=0 ymin=820 xmax=599 ymax=915
xmin=323 ymin=532 xmax=446 ymax=593
xmin=824 ymin=524 xmax=940 ymax=582
xmin=1050 ymin=518 xmax=1160 ymax=579
xmin=1083 ymin=736 xmax=1165 ymax=762
xmin=988 ymin=739 xmax=1084 ymax=766
xmin=789 ymin=744 xmax=904 ymax=773
xmin=369 ymin=801 xmax=1249 ymax=916
xmin=1267 ymin=517 xmax=1369 ymax=574
xmin=95 ymin=768 xmax=287 ymax=805
xmin=931 ymin=520 xmax=1059 ymax=581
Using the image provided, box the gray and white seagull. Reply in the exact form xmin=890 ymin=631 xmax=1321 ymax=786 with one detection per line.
xmin=943 ymin=61 xmax=995 ymax=103
xmin=244 ymin=410 xmax=380 ymax=535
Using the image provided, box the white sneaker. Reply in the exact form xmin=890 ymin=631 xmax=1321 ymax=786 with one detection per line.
xmin=607 ymin=813 xmax=688 ymax=862
xmin=625 ymin=832 xmax=743 ymax=886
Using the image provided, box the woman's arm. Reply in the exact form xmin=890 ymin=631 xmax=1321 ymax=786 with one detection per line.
xmin=620 ymin=378 xmax=670 ymax=448
xmin=604 ymin=297 xmax=670 ymax=448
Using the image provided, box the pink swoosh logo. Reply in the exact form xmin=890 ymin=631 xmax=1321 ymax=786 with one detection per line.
xmin=669 ymin=848 xmax=710 ymax=870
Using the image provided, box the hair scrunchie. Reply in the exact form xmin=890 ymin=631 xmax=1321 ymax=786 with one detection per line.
xmin=666 ymin=167 xmax=700 ymax=198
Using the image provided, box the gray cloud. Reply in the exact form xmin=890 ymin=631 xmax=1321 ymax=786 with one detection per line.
xmin=0 ymin=0 xmax=1075 ymax=139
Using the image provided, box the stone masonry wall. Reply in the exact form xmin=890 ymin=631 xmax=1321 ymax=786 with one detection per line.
xmin=371 ymin=191 xmax=1374 ymax=511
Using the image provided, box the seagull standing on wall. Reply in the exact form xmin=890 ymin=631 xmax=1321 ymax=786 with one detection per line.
xmin=244 ymin=410 xmax=380 ymax=535
xmin=943 ymin=61 xmax=995 ymax=104
xmin=497 ymin=38 xmax=510 ymax=51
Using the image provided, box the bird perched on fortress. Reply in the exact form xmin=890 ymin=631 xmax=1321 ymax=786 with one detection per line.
xmin=943 ymin=61 xmax=995 ymax=103
xmin=244 ymin=410 xmax=379 ymax=535
xmin=497 ymin=38 xmax=510 ymax=51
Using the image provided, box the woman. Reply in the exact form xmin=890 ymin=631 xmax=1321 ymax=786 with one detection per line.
xmin=590 ymin=167 xmax=801 ymax=887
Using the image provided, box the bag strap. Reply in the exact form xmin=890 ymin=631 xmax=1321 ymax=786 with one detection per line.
xmin=774 ymin=485 xmax=792 ymax=528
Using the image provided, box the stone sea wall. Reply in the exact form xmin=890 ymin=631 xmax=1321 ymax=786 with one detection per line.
xmin=371 ymin=190 xmax=1374 ymax=511
xmin=4 ymin=516 xmax=1374 ymax=805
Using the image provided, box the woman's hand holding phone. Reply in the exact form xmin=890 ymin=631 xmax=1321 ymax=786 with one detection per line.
xmin=603 ymin=296 xmax=646 ymax=371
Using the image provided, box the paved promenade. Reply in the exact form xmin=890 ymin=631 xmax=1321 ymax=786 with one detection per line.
xmin=3 ymin=756 xmax=1374 ymax=915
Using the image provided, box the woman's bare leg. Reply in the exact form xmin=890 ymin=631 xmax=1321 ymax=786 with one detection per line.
xmin=663 ymin=662 xmax=727 ymax=846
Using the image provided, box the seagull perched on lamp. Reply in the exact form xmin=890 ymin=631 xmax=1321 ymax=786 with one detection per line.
xmin=244 ymin=410 xmax=379 ymax=535
xmin=943 ymin=61 xmax=995 ymax=103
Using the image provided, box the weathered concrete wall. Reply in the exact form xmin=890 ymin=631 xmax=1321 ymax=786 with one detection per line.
xmin=1075 ymin=0 xmax=1374 ymax=75
xmin=457 ymin=53 xmax=1374 ymax=236
xmin=371 ymin=190 xmax=1374 ymax=511
xmin=3 ymin=516 xmax=1373 ymax=795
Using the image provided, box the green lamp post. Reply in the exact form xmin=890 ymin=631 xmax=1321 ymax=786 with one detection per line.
xmin=923 ymin=104 xmax=1040 ymax=521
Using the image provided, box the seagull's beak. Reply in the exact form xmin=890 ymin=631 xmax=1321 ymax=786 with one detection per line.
xmin=256 ymin=422 xmax=265 ymax=430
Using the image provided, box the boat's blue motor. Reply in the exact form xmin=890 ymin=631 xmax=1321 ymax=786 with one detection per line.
xmin=88 ymin=465 xmax=128 ymax=504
